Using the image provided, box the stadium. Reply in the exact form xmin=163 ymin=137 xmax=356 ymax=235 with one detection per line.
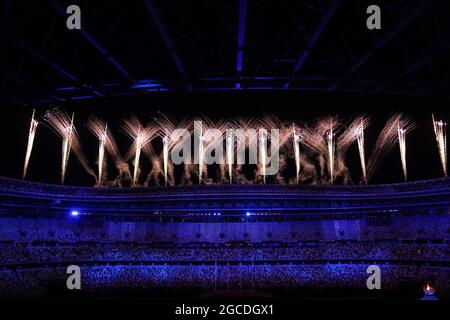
xmin=1 ymin=0 xmax=450 ymax=304
xmin=0 ymin=175 xmax=448 ymax=299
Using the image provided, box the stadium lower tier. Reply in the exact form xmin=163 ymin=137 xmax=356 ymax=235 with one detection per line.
xmin=0 ymin=177 xmax=449 ymax=299
xmin=0 ymin=240 xmax=448 ymax=298
xmin=0 ymin=242 xmax=448 ymax=265
xmin=0 ymin=211 xmax=449 ymax=299
xmin=1 ymin=263 xmax=449 ymax=299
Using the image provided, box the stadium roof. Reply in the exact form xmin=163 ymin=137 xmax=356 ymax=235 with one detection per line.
xmin=1 ymin=0 xmax=449 ymax=105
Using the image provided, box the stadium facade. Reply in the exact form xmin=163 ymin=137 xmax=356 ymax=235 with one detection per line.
xmin=0 ymin=176 xmax=449 ymax=299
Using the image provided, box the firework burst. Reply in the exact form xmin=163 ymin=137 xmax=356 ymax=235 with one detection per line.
xmin=356 ymin=125 xmax=367 ymax=184
xmin=292 ymin=124 xmax=302 ymax=183
xmin=122 ymin=117 xmax=157 ymax=186
xmin=254 ymin=115 xmax=291 ymax=184
xmin=154 ymin=113 xmax=193 ymax=185
xmin=44 ymin=110 xmax=95 ymax=184
xmin=337 ymin=115 xmax=370 ymax=184
xmin=22 ymin=110 xmax=438 ymax=186
xmin=301 ymin=117 xmax=339 ymax=184
xmin=259 ymin=129 xmax=268 ymax=183
xmin=193 ymin=116 xmax=228 ymax=184
xmin=86 ymin=117 xmax=109 ymax=185
xmin=397 ymin=125 xmax=408 ymax=182
xmin=87 ymin=116 xmax=130 ymax=186
xmin=327 ymin=124 xmax=335 ymax=184
xmin=45 ymin=110 xmax=74 ymax=184
xmin=366 ymin=113 xmax=414 ymax=181
xmin=432 ymin=114 xmax=447 ymax=177
xmin=22 ymin=109 xmax=39 ymax=179
xmin=225 ymin=129 xmax=234 ymax=183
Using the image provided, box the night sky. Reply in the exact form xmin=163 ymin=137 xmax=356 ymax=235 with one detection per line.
xmin=1 ymin=90 xmax=449 ymax=187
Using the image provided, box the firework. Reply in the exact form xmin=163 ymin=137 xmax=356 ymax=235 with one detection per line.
xmin=232 ymin=117 xmax=257 ymax=184
xmin=194 ymin=121 xmax=204 ymax=184
xmin=193 ymin=116 xmax=228 ymax=184
xmin=335 ymin=115 xmax=369 ymax=184
xmin=26 ymin=111 xmax=441 ymax=186
xmin=45 ymin=110 xmax=95 ymax=184
xmin=22 ymin=109 xmax=39 ymax=179
xmin=301 ymin=117 xmax=340 ymax=184
xmin=86 ymin=118 xmax=108 ymax=184
xmin=366 ymin=113 xmax=414 ymax=181
xmin=86 ymin=117 xmax=106 ymax=184
xmin=87 ymin=116 xmax=130 ymax=186
xmin=155 ymin=113 xmax=176 ymax=185
xmin=134 ymin=126 xmax=143 ymax=186
xmin=155 ymin=112 xmax=175 ymax=185
xmin=122 ymin=117 xmax=157 ymax=186
xmin=155 ymin=113 xmax=194 ymax=185
xmin=162 ymin=136 xmax=169 ymax=185
xmin=432 ymin=114 xmax=447 ymax=177
xmin=63 ymin=114 xmax=74 ymax=184
xmin=44 ymin=110 xmax=75 ymax=184
xmin=99 ymin=124 xmax=107 ymax=183
xmin=226 ymin=130 xmax=234 ymax=183
xmin=327 ymin=124 xmax=335 ymax=184
xmin=218 ymin=120 xmax=239 ymax=184
xmin=292 ymin=124 xmax=302 ymax=184
xmin=397 ymin=124 xmax=408 ymax=182
xmin=259 ymin=130 xmax=268 ymax=183
xmin=253 ymin=115 xmax=291 ymax=184
xmin=356 ymin=124 xmax=367 ymax=184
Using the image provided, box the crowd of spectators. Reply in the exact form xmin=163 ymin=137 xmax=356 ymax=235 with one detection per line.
xmin=1 ymin=263 xmax=448 ymax=298
xmin=0 ymin=241 xmax=448 ymax=265
xmin=1 ymin=176 xmax=449 ymax=298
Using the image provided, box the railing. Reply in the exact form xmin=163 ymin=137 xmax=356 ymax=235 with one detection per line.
xmin=1 ymin=176 xmax=450 ymax=199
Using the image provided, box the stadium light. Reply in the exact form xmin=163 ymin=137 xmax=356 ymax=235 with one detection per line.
xmin=71 ymin=210 xmax=80 ymax=217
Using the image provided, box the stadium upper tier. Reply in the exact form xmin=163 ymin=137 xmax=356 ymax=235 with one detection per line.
xmin=0 ymin=176 xmax=449 ymax=216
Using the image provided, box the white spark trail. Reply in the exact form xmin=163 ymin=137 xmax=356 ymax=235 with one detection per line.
xmin=226 ymin=130 xmax=234 ymax=183
xmin=196 ymin=122 xmax=204 ymax=184
xmin=356 ymin=123 xmax=367 ymax=184
xmin=97 ymin=123 xmax=108 ymax=184
xmin=259 ymin=130 xmax=267 ymax=183
xmin=366 ymin=113 xmax=414 ymax=181
xmin=122 ymin=117 xmax=157 ymax=186
xmin=61 ymin=113 xmax=74 ymax=184
xmin=292 ymin=124 xmax=301 ymax=184
xmin=22 ymin=109 xmax=39 ymax=179
xmin=432 ymin=114 xmax=447 ymax=177
xmin=397 ymin=124 xmax=408 ymax=182
xmin=45 ymin=110 xmax=96 ymax=184
xmin=163 ymin=136 xmax=169 ymax=185
xmin=133 ymin=126 xmax=143 ymax=186
xmin=327 ymin=124 xmax=335 ymax=184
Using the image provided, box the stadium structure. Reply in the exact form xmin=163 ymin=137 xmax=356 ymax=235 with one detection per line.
xmin=1 ymin=0 xmax=450 ymax=302
xmin=0 ymin=176 xmax=448 ymax=299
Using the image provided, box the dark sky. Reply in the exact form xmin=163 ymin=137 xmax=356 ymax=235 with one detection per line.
xmin=1 ymin=90 xmax=449 ymax=186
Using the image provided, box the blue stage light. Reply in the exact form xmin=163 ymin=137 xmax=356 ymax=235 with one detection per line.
xmin=71 ymin=210 xmax=80 ymax=217
xmin=131 ymin=80 xmax=163 ymax=89
xmin=246 ymin=211 xmax=251 ymax=216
